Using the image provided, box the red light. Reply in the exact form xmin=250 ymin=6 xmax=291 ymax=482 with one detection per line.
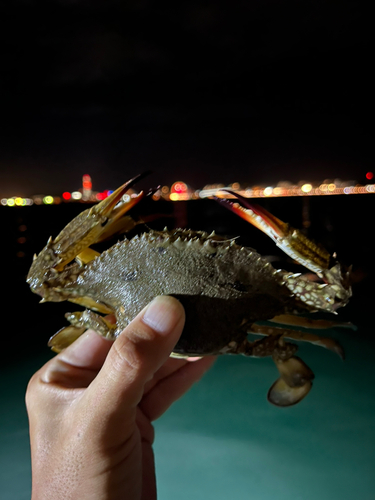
xmin=83 ymin=174 xmax=91 ymax=181
xmin=83 ymin=181 xmax=92 ymax=189
xmin=96 ymin=191 xmax=111 ymax=200
xmin=62 ymin=192 xmax=71 ymax=200
xmin=171 ymin=181 xmax=187 ymax=194
xmin=366 ymin=171 xmax=374 ymax=180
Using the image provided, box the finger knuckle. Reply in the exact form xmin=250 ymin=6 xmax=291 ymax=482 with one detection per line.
xmin=110 ymin=336 xmax=143 ymax=375
xmin=25 ymin=371 xmax=41 ymax=409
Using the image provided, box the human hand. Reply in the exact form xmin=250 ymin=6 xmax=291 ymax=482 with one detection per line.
xmin=26 ymin=296 xmax=215 ymax=500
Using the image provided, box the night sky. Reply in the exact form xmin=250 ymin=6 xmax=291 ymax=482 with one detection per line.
xmin=0 ymin=1 xmax=373 ymax=197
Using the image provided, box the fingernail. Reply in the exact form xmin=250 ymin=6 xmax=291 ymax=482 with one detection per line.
xmin=142 ymin=296 xmax=183 ymax=335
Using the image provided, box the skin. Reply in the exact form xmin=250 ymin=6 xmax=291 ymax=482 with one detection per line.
xmin=26 ymin=296 xmax=215 ymax=500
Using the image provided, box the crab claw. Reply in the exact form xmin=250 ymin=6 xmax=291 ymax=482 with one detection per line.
xmin=216 ymin=190 xmax=331 ymax=275
xmin=217 ymin=190 xmax=352 ymax=310
xmin=27 ymin=173 xmax=151 ymax=293
xmin=268 ymin=356 xmax=314 ymax=406
xmin=53 ymin=173 xmax=151 ymax=271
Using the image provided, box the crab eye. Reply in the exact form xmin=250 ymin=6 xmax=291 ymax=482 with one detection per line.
xmin=101 ymin=218 xmax=109 ymax=227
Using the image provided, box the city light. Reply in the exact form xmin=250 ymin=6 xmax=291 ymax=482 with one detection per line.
xmin=82 ymin=174 xmax=92 ymax=190
xmin=172 ymin=182 xmax=187 ymax=193
xmin=82 ymin=174 xmax=93 ymax=201
xmin=1 ymin=197 xmax=33 ymax=206
xmin=1 ymin=174 xmax=375 ymax=208
xmin=43 ymin=196 xmax=54 ymax=204
xmin=170 ymin=181 xmax=190 ymax=200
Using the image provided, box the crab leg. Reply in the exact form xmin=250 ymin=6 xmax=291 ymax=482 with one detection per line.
xmin=269 ymin=314 xmax=355 ymax=330
xmin=248 ymin=323 xmax=344 ymax=359
xmin=224 ymin=334 xmax=314 ymax=406
xmin=268 ymin=359 xmax=314 ymax=407
xmin=48 ymin=325 xmax=87 ymax=353
xmin=75 ymin=248 xmax=101 ymax=265
xmin=67 ymin=296 xmax=114 ymax=314
xmin=48 ymin=310 xmax=117 ymax=353
xmin=243 ymin=322 xmax=344 ymax=405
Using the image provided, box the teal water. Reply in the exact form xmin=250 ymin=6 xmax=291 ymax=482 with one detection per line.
xmin=1 ymin=317 xmax=374 ymax=500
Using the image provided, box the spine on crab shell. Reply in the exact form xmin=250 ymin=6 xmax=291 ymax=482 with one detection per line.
xmin=203 ymin=240 xmax=217 ymax=253
xmin=186 ymin=237 xmax=203 ymax=249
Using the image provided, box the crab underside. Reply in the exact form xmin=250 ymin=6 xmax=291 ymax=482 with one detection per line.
xmin=27 ymin=174 xmax=352 ymax=407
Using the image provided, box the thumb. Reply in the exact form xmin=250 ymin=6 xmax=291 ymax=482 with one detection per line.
xmin=88 ymin=295 xmax=185 ymax=420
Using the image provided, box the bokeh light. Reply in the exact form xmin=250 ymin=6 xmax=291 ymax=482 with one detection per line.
xmin=43 ymin=196 xmax=54 ymax=204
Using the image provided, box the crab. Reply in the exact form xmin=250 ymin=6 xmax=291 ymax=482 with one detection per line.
xmin=27 ymin=174 xmax=352 ymax=406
